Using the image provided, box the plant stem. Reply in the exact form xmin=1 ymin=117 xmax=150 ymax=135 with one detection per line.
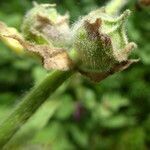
xmin=0 ymin=70 xmax=73 ymax=148
xmin=105 ymin=0 xmax=128 ymax=15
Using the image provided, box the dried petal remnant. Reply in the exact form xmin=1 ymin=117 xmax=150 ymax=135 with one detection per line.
xmin=8 ymin=35 xmax=73 ymax=70
xmin=0 ymin=21 xmax=73 ymax=71
xmin=84 ymin=18 xmax=102 ymax=39
xmin=80 ymin=59 xmax=139 ymax=82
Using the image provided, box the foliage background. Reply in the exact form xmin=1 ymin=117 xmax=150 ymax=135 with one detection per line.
xmin=0 ymin=0 xmax=149 ymax=149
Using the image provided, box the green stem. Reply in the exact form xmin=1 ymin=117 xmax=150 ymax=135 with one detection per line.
xmin=0 ymin=70 xmax=73 ymax=148
xmin=105 ymin=0 xmax=128 ymax=15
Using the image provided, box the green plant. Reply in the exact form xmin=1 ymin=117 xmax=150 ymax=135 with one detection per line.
xmin=0 ymin=0 xmax=139 ymax=148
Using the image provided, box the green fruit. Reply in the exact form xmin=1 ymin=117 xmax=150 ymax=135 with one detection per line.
xmin=73 ymin=9 xmax=137 ymax=73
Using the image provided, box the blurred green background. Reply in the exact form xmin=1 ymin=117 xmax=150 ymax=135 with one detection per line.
xmin=0 ymin=0 xmax=150 ymax=149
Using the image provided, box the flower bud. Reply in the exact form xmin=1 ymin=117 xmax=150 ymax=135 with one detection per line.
xmin=22 ymin=2 xmax=71 ymax=48
xmin=72 ymin=9 xmax=137 ymax=73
